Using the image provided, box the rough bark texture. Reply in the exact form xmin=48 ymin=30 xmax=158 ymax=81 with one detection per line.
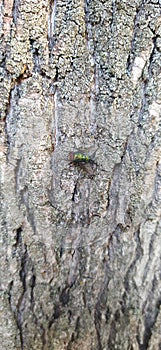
xmin=0 ymin=0 xmax=161 ymax=349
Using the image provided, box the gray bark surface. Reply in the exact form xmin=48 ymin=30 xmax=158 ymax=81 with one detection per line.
xmin=0 ymin=0 xmax=161 ymax=349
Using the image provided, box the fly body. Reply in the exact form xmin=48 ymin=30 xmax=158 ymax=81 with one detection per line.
xmin=69 ymin=151 xmax=93 ymax=164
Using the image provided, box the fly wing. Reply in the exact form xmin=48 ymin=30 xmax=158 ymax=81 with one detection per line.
xmin=80 ymin=162 xmax=96 ymax=176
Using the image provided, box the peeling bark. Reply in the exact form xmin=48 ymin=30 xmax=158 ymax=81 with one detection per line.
xmin=0 ymin=0 xmax=161 ymax=349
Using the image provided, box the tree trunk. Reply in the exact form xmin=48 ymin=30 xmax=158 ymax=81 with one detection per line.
xmin=0 ymin=0 xmax=161 ymax=349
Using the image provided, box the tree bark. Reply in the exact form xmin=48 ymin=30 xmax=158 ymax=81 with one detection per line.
xmin=0 ymin=0 xmax=161 ymax=349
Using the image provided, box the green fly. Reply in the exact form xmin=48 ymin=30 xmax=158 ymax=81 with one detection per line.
xmin=69 ymin=150 xmax=96 ymax=176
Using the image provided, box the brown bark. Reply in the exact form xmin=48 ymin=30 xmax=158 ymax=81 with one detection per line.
xmin=0 ymin=0 xmax=161 ymax=349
